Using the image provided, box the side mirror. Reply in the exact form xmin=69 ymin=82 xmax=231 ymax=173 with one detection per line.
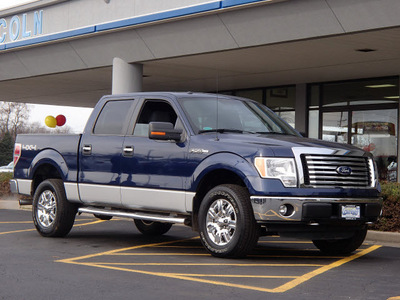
xmin=149 ymin=122 xmax=183 ymax=142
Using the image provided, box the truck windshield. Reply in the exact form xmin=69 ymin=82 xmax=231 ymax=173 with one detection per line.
xmin=178 ymin=96 xmax=299 ymax=136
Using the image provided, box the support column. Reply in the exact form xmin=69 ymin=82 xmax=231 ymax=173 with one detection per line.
xmin=397 ymin=76 xmax=400 ymax=183
xmin=295 ymin=83 xmax=308 ymax=136
xmin=112 ymin=57 xmax=143 ymax=94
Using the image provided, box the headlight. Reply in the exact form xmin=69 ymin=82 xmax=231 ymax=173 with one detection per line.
xmin=254 ymin=157 xmax=297 ymax=187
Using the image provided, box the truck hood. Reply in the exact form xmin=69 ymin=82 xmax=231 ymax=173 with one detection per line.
xmin=217 ymin=133 xmax=368 ymax=157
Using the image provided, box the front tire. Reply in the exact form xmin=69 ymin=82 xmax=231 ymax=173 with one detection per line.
xmin=32 ymin=179 xmax=77 ymax=237
xmin=198 ymin=184 xmax=259 ymax=258
xmin=312 ymin=226 xmax=368 ymax=255
xmin=134 ymin=219 xmax=173 ymax=236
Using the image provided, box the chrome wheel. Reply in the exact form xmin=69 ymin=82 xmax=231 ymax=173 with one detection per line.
xmin=206 ymin=199 xmax=237 ymax=246
xmin=37 ymin=190 xmax=57 ymax=228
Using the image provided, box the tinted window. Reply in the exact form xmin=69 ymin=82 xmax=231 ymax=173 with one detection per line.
xmin=94 ymin=101 xmax=134 ymax=135
xmin=179 ymin=96 xmax=298 ymax=136
xmin=133 ymin=100 xmax=177 ymax=137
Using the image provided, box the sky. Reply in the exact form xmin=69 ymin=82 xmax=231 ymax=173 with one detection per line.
xmin=28 ymin=104 xmax=93 ymax=133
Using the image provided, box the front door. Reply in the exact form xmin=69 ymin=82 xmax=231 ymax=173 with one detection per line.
xmin=120 ymin=98 xmax=190 ymax=213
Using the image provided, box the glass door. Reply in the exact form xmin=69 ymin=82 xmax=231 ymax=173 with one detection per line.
xmin=322 ymin=111 xmax=349 ymax=144
xmin=351 ymin=109 xmax=398 ymax=181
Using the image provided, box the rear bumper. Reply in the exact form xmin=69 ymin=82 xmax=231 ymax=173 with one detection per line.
xmin=9 ymin=179 xmax=18 ymax=194
xmin=9 ymin=179 xmax=31 ymax=195
xmin=251 ymin=196 xmax=382 ymax=223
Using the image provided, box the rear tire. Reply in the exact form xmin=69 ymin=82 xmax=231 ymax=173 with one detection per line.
xmin=198 ymin=184 xmax=259 ymax=258
xmin=32 ymin=179 xmax=77 ymax=237
xmin=134 ymin=219 xmax=172 ymax=236
xmin=312 ymin=226 xmax=368 ymax=255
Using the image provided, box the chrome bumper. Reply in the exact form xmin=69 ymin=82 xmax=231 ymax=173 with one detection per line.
xmin=9 ymin=179 xmax=18 ymax=194
xmin=250 ymin=196 xmax=382 ymax=222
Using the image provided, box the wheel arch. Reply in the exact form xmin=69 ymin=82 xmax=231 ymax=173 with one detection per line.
xmin=190 ymin=153 xmax=259 ymax=231
xmin=30 ymin=150 xmax=69 ymax=196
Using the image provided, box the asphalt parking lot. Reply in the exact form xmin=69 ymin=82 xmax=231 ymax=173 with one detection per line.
xmin=1 ymin=203 xmax=400 ymax=300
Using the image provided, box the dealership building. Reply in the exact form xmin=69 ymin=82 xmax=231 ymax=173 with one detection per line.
xmin=0 ymin=0 xmax=399 ymax=181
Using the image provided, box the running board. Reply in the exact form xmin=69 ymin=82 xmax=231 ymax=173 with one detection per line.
xmin=78 ymin=207 xmax=188 ymax=224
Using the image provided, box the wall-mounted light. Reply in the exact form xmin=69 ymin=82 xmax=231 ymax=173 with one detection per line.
xmin=365 ymin=84 xmax=396 ymax=88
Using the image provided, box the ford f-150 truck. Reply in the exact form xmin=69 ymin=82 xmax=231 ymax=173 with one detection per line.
xmin=10 ymin=92 xmax=382 ymax=257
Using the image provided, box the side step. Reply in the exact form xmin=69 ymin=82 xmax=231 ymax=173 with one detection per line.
xmin=78 ymin=207 xmax=189 ymax=225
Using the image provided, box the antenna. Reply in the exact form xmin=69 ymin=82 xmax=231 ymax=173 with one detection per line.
xmin=215 ymin=70 xmax=220 ymax=141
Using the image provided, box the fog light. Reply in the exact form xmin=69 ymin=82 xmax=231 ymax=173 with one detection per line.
xmin=279 ymin=204 xmax=294 ymax=217
xmin=279 ymin=205 xmax=288 ymax=216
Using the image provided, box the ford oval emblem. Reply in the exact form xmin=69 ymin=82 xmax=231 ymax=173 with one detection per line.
xmin=336 ymin=166 xmax=352 ymax=176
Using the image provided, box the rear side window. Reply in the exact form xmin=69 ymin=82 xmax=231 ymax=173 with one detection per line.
xmin=93 ymin=101 xmax=134 ymax=135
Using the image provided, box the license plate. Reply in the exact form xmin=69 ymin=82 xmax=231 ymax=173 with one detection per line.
xmin=341 ymin=205 xmax=361 ymax=220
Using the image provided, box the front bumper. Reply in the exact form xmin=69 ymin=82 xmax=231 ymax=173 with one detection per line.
xmin=251 ymin=196 xmax=382 ymax=223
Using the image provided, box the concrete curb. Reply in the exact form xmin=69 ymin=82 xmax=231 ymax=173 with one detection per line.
xmin=366 ymin=230 xmax=400 ymax=248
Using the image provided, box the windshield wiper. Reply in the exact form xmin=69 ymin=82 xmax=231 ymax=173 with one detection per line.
xmin=198 ymin=129 xmax=244 ymax=134
xmin=256 ymin=131 xmax=298 ymax=136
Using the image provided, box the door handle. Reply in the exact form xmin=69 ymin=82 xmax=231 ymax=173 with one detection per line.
xmin=123 ymin=146 xmax=134 ymax=157
xmin=82 ymin=145 xmax=92 ymax=155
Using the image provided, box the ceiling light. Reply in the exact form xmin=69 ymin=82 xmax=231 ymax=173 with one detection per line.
xmin=365 ymin=84 xmax=396 ymax=88
xmin=356 ymin=48 xmax=376 ymax=52
xmin=384 ymin=96 xmax=400 ymax=99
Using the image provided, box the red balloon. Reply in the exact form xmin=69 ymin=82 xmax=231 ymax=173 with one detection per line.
xmin=56 ymin=115 xmax=66 ymax=126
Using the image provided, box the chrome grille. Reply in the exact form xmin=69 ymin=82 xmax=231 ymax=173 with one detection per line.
xmin=301 ymin=154 xmax=371 ymax=188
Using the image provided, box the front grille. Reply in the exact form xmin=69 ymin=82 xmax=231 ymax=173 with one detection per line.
xmin=301 ymin=154 xmax=371 ymax=188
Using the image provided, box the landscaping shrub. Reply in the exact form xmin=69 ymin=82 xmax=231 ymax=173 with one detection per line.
xmin=370 ymin=181 xmax=400 ymax=232
xmin=0 ymin=172 xmax=12 ymax=198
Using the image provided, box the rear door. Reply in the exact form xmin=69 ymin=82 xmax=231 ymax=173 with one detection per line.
xmin=78 ymin=99 xmax=137 ymax=206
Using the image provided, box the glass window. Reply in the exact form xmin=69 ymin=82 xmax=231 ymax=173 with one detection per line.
xmin=309 ymin=85 xmax=320 ymax=109
xmin=93 ymin=101 xmax=134 ymax=135
xmin=133 ymin=100 xmax=177 ymax=137
xmin=322 ymin=112 xmax=348 ymax=143
xmin=351 ymin=109 xmax=398 ymax=181
xmin=322 ymin=77 xmax=399 ymax=107
xmin=308 ymin=110 xmax=319 ymax=139
xmin=266 ymin=86 xmax=296 ymax=110
xmin=235 ymin=89 xmax=263 ymax=104
xmin=275 ymin=111 xmax=295 ymax=128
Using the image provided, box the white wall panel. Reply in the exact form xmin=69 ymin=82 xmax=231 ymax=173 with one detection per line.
xmin=219 ymin=0 xmax=344 ymax=47
xmin=70 ymin=30 xmax=155 ymax=68
xmin=137 ymin=15 xmax=238 ymax=58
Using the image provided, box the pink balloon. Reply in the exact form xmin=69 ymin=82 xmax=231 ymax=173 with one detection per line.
xmin=56 ymin=115 xmax=66 ymax=126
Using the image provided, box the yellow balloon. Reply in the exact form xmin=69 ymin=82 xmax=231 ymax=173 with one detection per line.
xmin=45 ymin=115 xmax=57 ymax=128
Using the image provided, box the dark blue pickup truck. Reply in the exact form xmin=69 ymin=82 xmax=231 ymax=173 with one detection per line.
xmin=10 ymin=92 xmax=382 ymax=257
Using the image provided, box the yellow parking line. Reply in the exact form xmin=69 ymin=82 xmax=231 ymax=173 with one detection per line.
xmin=273 ymin=245 xmax=382 ymax=293
xmin=0 ymin=228 xmax=36 ymax=235
xmin=258 ymin=241 xmax=313 ymax=244
xmin=57 ymin=238 xmax=199 ymax=263
xmin=0 ymin=221 xmax=32 ymax=224
xmin=74 ymin=220 xmax=105 ymax=226
xmin=111 ymin=252 xmax=209 ymax=256
xmin=154 ymin=273 xmax=299 ymax=279
xmin=89 ymin=262 xmax=325 ymax=267
xmin=0 ymin=219 xmax=105 ymax=235
xmin=57 ymin=239 xmax=381 ymax=294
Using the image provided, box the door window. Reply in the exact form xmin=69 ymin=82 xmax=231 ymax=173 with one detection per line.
xmin=93 ymin=100 xmax=134 ymax=135
xmin=133 ymin=100 xmax=178 ymax=137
